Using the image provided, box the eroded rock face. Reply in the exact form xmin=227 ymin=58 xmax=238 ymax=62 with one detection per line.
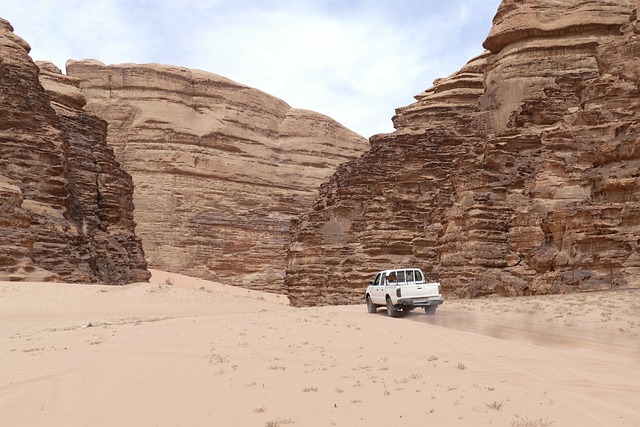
xmin=66 ymin=61 xmax=368 ymax=293
xmin=0 ymin=18 xmax=149 ymax=283
xmin=285 ymin=0 xmax=640 ymax=306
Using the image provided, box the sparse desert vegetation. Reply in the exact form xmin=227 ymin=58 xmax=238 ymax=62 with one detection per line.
xmin=265 ymin=418 xmax=296 ymax=427
xmin=511 ymin=414 xmax=553 ymax=427
xmin=484 ymin=400 xmax=505 ymax=411
xmin=1 ymin=273 xmax=638 ymax=426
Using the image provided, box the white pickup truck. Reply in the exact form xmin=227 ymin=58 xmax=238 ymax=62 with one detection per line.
xmin=365 ymin=268 xmax=443 ymax=317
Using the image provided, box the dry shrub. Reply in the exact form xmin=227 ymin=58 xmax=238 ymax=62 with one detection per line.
xmin=511 ymin=414 xmax=553 ymax=427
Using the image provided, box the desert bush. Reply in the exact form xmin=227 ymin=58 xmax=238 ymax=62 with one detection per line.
xmin=511 ymin=414 xmax=553 ymax=427
xmin=484 ymin=400 xmax=505 ymax=411
xmin=265 ymin=418 xmax=295 ymax=427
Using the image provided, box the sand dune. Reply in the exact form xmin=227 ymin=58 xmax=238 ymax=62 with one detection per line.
xmin=1 ymin=271 xmax=638 ymax=426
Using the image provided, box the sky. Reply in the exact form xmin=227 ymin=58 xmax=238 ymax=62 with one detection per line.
xmin=3 ymin=0 xmax=502 ymax=138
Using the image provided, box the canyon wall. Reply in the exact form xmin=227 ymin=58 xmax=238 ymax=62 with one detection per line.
xmin=66 ymin=61 xmax=368 ymax=293
xmin=285 ymin=0 xmax=640 ymax=306
xmin=0 ymin=19 xmax=149 ymax=283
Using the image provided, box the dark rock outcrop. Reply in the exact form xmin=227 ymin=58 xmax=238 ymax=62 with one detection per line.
xmin=0 ymin=18 xmax=149 ymax=283
xmin=285 ymin=0 xmax=640 ymax=306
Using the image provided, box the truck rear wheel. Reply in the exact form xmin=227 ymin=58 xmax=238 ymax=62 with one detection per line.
xmin=424 ymin=306 xmax=437 ymax=315
xmin=366 ymin=296 xmax=377 ymax=313
xmin=386 ymin=297 xmax=399 ymax=318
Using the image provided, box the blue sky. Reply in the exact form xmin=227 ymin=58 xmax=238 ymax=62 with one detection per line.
xmin=3 ymin=0 xmax=501 ymax=138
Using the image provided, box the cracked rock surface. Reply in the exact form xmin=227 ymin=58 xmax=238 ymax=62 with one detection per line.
xmin=285 ymin=0 xmax=640 ymax=306
xmin=0 ymin=19 xmax=149 ymax=284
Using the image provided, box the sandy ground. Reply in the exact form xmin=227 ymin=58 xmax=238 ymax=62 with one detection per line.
xmin=1 ymin=270 xmax=639 ymax=427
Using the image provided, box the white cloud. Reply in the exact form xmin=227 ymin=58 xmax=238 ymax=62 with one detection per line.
xmin=5 ymin=1 xmax=153 ymax=69
xmin=2 ymin=0 xmax=501 ymax=137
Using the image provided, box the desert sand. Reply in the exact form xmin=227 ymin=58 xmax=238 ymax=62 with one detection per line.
xmin=1 ymin=271 xmax=639 ymax=427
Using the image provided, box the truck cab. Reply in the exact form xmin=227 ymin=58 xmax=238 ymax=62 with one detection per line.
xmin=365 ymin=268 xmax=443 ymax=317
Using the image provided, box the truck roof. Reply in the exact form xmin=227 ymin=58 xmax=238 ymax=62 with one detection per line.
xmin=378 ymin=268 xmax=423 ymax=274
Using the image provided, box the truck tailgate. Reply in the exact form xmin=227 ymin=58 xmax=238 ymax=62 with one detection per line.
xmin=400 ymin=281 xmax=440 ymax=299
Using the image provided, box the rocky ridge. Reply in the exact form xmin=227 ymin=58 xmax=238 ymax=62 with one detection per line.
xmin=285 ymin=0 xmax=640 ymax=306
xmin=0 ymin=19 xmax=149 ymax=283
xmin=66 ymin=61 xmax=368 ymax=293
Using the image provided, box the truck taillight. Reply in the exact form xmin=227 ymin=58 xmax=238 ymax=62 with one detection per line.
xmin=396 ymin=287 xmax=401 ymax=298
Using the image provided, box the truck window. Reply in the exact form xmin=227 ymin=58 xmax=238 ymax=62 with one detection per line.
xmin=406 ymin=270 xmax=414 ymax=282
xmin=415 ymin=270 xmax=423 ymax=282
xmin=373 ymin=273 xmax=381 ymax=286
xmin=387 ymin=272 xmax=397 ymax=284
xmin=397 ymin=270 xmax=405 ymax=284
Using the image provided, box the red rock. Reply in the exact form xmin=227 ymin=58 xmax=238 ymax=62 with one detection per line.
xmin=66 ymin=61 xmax=368 ymax=293
xmin=285 ymin=0 xmax=640 ymax=306
xmin=0 ymin=18 xmax=149 ymax=284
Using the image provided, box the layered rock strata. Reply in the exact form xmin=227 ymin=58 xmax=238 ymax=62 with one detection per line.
xmin=286 ymin=0 xmax=640 ymax=306
xmin=66 ymin=61 xmax=368 ymax=293
xmin=0 ymin=18 xmax=149 ymax=283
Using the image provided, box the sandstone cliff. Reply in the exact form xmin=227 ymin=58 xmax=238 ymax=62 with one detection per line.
xmin=0 ymin=19 xmax=149 ymax=283
xmin=66 ymin=61 xmax=368 ymax=293
xmin=285 ymin=0 xmax=640 ymax=306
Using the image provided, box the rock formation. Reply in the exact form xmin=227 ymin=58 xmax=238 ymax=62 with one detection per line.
xmin=66 ymin=61 xmax=368 ymax=293
xmin=285 ymin=0 xmax=640 ymax=306
xmin=0 ymin=18 xmax=149 ymax=283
